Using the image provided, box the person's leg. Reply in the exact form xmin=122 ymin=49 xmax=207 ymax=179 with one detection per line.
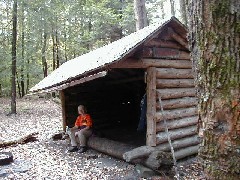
xmin=68 ymin=128 xmax=79 ymax=152
xmin=76 ymin=128 xmax=92 ymax=152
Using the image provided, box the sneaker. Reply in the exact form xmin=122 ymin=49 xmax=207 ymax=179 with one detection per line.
xmin=78 ymin=146 xmax=87 ymax=153
xmin=68 ymin=146 xmax=78 ymax=152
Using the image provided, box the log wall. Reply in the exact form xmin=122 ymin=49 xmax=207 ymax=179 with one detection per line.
xmin=142 ymin=27 xmax=199 ymax=159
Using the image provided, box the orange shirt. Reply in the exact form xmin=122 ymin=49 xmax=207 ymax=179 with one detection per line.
xmin=75 ymin=114 xmax=92 ymax=127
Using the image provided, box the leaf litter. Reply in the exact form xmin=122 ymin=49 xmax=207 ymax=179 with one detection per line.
xmin=0 ymin=97 xmax=205 ymax=179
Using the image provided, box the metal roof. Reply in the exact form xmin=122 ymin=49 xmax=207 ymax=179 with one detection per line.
xmin=30 ymin=17 xmax=186 ymax=93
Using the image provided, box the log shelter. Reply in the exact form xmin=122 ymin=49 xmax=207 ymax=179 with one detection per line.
xmin=30 ymin=17 xmax=199 ymax=160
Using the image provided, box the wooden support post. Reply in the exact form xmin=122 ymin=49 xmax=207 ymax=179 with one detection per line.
xmin=146 ymin=67 xmax=157 ymax=146
xmin=59 ymin=90 xmax=67 ymax=131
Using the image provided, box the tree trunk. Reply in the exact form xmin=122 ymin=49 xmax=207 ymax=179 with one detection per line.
xmin=169 ymin=0 xmax=175 ymax=17
xmin=179 ymin=0 xmax=188 ymax=26
xmin=52 ymin=28 xmax=56 ymax=71
xmin=133 ymin=0 xmax=148 ymax=30
xmin=11 ymin=0 xmax=17 ymax=114
xmin=188 ymin=0 xmax=240 ymax=179
xmin=20 ymin=3 xmax=25 ymax=97
xmin=41 ymin=30 xmax=48 ymax=77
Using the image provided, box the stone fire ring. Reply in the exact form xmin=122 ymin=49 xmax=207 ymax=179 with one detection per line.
xmin=0 ymin=152 xmax=13 ymax=166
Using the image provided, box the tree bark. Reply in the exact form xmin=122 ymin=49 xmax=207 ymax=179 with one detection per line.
xmin=11 ymin=0 xmax=17 ymax=114
xmin=134 ymin=0 xmax=148 ymax=30
xmin=169 ymin=0 xmax=175 ymax=17
xmin=188 ymin=0 xmax=240 ymax=179
xmin=41 ymin=30 xmax=48 ymax=77
xmin=179 ymin=0 xmax=188 ymax=26
xmin=20 ymin=2 xmax=25 ymax=97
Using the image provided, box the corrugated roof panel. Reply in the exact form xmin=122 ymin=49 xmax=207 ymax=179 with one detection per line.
xmin=30 ymin=18 xmax=179 ymax=92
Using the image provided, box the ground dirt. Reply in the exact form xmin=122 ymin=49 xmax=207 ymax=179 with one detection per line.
xmin=0 ymin=97 xmax=205 ymax=180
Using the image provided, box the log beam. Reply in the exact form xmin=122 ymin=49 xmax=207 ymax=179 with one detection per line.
xmin=146 ymin=67 xmax=157 ymax=146
xmin=108 ymin=58 xmax=192 ymax=69
xmin=59 ymin=90 xmax=67 ymax=131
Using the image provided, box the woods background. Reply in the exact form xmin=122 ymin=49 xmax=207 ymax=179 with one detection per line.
xmin=0 ymin=0 xmax=182 ymax=97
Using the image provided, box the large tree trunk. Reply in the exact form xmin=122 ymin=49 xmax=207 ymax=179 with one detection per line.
xmin=41 ymin=30 xmax=48 ymax=78
xmin=11 ymin=0 xmax=17 ymax=114
xmin=20 ymin=2 xmax=25 ymax=97
xmin=188 ymin=0 xmax=240 ymax=179
xmin=169 ymin=0 xmax=175 ymax=17
xmin=133 ymin=0 xmax=148 ymax=30
xmin=179 ymin=0 xmax=188 ymax=26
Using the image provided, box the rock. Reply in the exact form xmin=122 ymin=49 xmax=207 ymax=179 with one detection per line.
xmin=135 ymin=164 xmax=159 ymax=178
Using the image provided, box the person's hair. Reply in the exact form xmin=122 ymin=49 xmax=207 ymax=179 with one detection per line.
xmin=78 ymin=105 xmax=87 ymax=113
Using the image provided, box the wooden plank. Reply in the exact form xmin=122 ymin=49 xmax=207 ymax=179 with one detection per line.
xmin=156 ymin=135 xmax=200 ymax=151
xmin=156 ymin=116 xmax=198 ymax=132
xmin=156 ymin=107 xmax=197 ymax=122
xmin=156 ymin=79 xmax=194 ymax=88
xmin=156 ymin=97 xmax=197 ymax=110
xmin=156 ymin=125 xmax=197 ymax=144
xmin=156 ymin=68 xmax=194 ymax=79
xmin=146 ymin=67 xmax=157 ymax=146
xmin=59 ymin=90 xmax=67 ymax=131
xmin=157 ymin=88 xmax=196 ymax=99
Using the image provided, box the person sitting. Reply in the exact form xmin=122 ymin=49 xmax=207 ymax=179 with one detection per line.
xmin=68 ymin=105 xmax=93 ymax=153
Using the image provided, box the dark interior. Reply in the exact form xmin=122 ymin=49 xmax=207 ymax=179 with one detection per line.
xmin=65 ymin=68 xmax=146 ymax=146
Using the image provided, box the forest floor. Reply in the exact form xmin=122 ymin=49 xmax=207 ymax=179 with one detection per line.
xmin=0 ymin=97 xmax=205 ymax=180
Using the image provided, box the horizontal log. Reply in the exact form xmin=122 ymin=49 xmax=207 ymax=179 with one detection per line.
xmin=168 ymin=27 xmax=189 ymax=50
xmin=156 ymin=116 xmax=198 ymax=132
xmin=156 ymin=125 xmax=197 ymax=144
xmin=142 ymin=47 xmax=190 ymax=60
xmin=109 ymin=58 xmax=192 ymax=69
xmin=156 ymin=97 xmax=197 ymax=110
xmin=156 ymin=79 xmax=194 ymax=88
xmin=87 ymin=137 xmax=136 ymax=159
xmin=88 ymin=137 xmax=173 ymax=171
xmin=156 ymin=107 xmax=198 ymax=122
xmin=175 ymin=145 xmax=199 ymax=160
xmin=145 ymin=39 xmax=185 ymax=50
xmin=0 ymin=132 xmax=39 ymax=148
xmin=156 ymin=68 xmax=194 ymax=79
xmin=123 ymin=146 xmax=155 ymax=162
xmin=156 ymin=135 xmax=200 ymax=151
xmin=157 ymin=88 xmax=196 ymax=99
